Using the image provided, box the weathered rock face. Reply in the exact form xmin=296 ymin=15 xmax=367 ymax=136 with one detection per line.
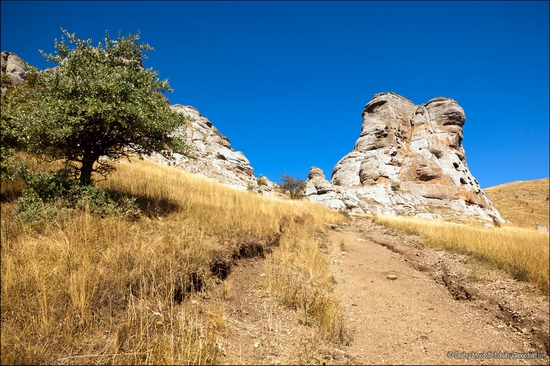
xmin=1 ymin=51 xmax=28 ymax=94
xmin=305 ymin=166 xmax=369 ymax=212
xmin=148 ymin=105 xmax=271 ymax=190
xmin=307 ymin=92 xmax=504 ymax=222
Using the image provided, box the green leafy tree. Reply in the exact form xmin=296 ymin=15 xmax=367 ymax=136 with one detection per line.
xmin=280 ymin=174 xmax=306 ymax=199
xmin=8 ymin=29 xmax=188 ymax=184
xmin=1 ymin=70 xmax=39 ymax=179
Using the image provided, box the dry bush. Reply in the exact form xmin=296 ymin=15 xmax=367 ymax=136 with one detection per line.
xmin=1 ymin=158 xmax=345 ymax=364
xmin=373 ymin=214 xmax=549 ymax=293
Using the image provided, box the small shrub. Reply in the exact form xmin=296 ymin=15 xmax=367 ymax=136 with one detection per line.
xmin=338 ymin=208 xmax=350 ymax=218
xmin=339 ymin=240 xmax=347 ymax=251
xmin=280 ymin=174 xmax=306 ymax=200
xmin=429 ymin=148 xmax=443 ymax=159
xmin=256 ymin=175 xmax=268 ymax=187
xmin=16 ymin=189 xmax=58 ymax=223
xmin=73 ymin=184 xmax=139 ymax=217
xmin=391 ymin=181 xmax=400 ymax=192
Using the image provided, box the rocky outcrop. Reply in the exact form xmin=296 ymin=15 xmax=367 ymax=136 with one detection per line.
xmin=148 ymin=105 xmax=272 ymax=191
xmin=305 ymin=167 xmax=368 ymax=212
xmin=1 ymin=51 xmax=28 ymax=94
xmin=306 ymin=92 xmax=504 ymax=223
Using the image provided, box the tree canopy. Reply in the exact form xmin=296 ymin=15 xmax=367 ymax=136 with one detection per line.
xmin=4 ymin=29 xmax=188 ymax=184
xmin=280 ymin=174 xmax=306 ymax=199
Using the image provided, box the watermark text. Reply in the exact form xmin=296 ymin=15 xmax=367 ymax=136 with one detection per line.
xmin=447 ymin=351 xmax=546 ymax=360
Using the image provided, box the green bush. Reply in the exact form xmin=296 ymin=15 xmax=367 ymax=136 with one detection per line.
xmin=16 ymin=189 xmax=59 ymax=223
xmin=256 ymin=175 xmax=268 ymax=187
xmin=15 ymin=168 xmax=139 ymax=223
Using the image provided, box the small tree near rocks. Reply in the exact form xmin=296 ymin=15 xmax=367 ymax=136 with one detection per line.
xmin=256 ymin=175 xmax=268 ymax=187
xmin=280 ymin=174 xmax=306 ymax=199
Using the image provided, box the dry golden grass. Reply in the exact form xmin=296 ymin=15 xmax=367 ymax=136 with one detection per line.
xmin=1 ymin=158 xmax=345 ymax=364
xmin=483 ymin=178 xmax=549 ymax=229
xmin=372 ymin=214 xmax=549 ymax=294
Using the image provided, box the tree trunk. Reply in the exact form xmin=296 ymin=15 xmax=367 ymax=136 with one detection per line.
xmin=79 ymin=156 xmax=95 ymax=185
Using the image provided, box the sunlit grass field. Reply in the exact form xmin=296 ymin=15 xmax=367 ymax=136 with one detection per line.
xmin=1 ymin=158 xmax=345 ymax=364
xmin=483 ymin=178 xmax=549 ymax=229
xmin=372 ymin=214 xmax=549 ymax=294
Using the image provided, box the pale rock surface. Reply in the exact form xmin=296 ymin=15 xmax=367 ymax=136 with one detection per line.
xmin=304 ymin=167 xmax=368 ymax=213
xmin=148 ymin=105 xmax=273 ymax=191
xmin=1 ymin=51 xmax=28 ymax=94
xmin=308 ymin=92 xmax=504 ymax=223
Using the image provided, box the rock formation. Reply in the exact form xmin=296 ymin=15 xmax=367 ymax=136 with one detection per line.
xmin=1 ymin=51 xmax=28 ymax=94
xmin=306 ymin=92 xmax=504 ymax=223
xmin=305 ymin=167 xmax=368 ymax=211
xmin=1 ymin=51 xmax=503 ymax=220
xmin=148 ymin=105 xmax=272 ymax=191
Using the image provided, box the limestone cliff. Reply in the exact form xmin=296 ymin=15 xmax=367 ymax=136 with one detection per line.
xmin=306 ymin=92 xmax=504 ymax=223
xmin=148 ymin=105 xmax=272 ymax=191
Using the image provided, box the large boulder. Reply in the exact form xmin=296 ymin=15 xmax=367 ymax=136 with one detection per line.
xmin=309 ymin=92 xmax=504 ymax=223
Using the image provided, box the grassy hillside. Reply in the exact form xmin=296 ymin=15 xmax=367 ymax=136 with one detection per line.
xmin=372 ymin=214 xmax=549 ymax=294
xmin=483 ymin=178 xmax=549 ymax=229
xmin=1 ymin=158 xmax=346 ymax=364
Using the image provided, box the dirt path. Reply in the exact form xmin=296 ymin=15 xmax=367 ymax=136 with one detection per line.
xmin=216 ymin=258 xmax=353 ymax=365
xmin=213 ymin=217 xmax=548 ymax=365
xmin=328 ymin=218 xmax=549 ymax=365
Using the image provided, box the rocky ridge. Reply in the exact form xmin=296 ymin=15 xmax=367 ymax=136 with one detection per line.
xmin=306 ymin=92 xmax=504 ymax=223
xmin=147 ymin=105 xmax=272 ymax=191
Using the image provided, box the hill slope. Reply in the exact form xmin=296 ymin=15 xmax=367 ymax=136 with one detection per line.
xmin=0 ymin=158 xmax=346 ymax=364
xmin=483 ymin=178 xmax=549 ymax=229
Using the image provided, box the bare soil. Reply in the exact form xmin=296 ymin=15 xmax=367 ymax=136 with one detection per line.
xmin=209 ymin=217 xmax=549 ymax=365
xmin=329 ymin=218 xmax=549 ymax=365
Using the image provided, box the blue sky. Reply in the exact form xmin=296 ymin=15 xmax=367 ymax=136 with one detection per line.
xmin=1 ymin=1 xmax=548 ymax=188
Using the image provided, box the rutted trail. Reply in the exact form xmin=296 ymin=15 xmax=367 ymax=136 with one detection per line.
xmin=328 ymin=218 xmax=549 ymax=365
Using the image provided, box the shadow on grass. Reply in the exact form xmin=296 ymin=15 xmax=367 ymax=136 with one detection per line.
xmin=0 ymin=178 xmax=26 ymax=203
xmin=133 ymin=194 xmax=181 ymax=218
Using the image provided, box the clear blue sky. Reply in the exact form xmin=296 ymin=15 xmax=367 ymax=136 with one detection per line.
xmin=1 ymin=1 xmax=548 ymax=188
